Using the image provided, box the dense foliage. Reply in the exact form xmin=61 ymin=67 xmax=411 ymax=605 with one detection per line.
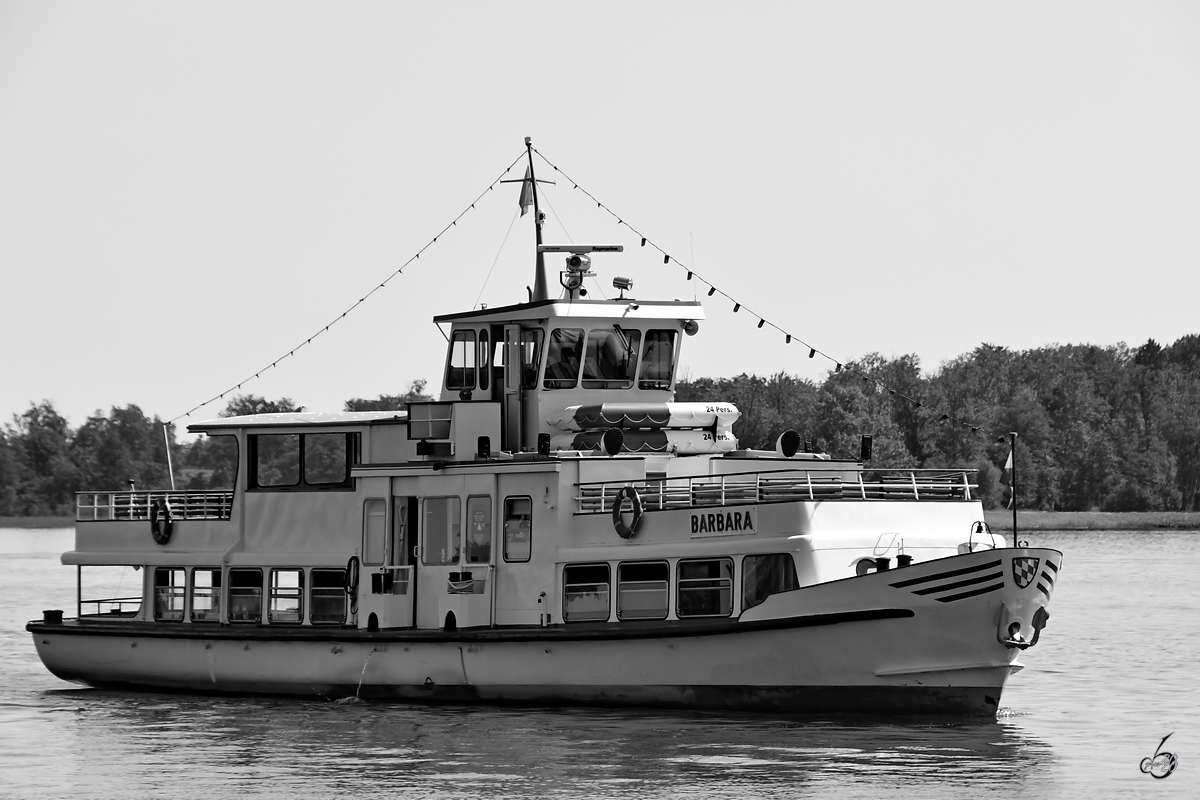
xmin=2 ymin=340 xmax=1198 ymax=514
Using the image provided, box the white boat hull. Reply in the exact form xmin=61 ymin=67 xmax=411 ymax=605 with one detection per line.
xmin=29 ymin=547 xmax=1058 ymax=715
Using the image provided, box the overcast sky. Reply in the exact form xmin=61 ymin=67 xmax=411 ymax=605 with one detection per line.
xmin=3 ymin=1 xmax=1198 ymax=436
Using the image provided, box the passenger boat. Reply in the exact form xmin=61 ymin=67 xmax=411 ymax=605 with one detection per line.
xmin=27 ymin=143 xmax=1060 ymax=715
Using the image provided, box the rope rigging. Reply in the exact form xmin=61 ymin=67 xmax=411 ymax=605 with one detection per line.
xmin=530 ymin=145 xmax=1006 ymax=444
xmin=168 ymin=149 xmax=529 ymax=424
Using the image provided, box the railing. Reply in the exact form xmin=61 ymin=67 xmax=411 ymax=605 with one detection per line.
xmin=76 ymin=491 xmax=235 ymax=522
xmin=576 ymin=469 xmax=977 ymax=514
xmin=79 ymin=596 xmax=142 ymax=617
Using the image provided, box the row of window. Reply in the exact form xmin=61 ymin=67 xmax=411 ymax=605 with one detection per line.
xmin=447 ymin=327 xmax=677 ymax=392
xmin=562 ymin=553 xmax=799 ymax=623
xmin=248 ymin=433 xmax=356 ymax=491
xmin=152 ymin=567 xmax=347 ymax=625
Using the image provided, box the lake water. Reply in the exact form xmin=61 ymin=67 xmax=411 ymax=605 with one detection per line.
xmin=1 ymin=528 xmax=1196 ymax=799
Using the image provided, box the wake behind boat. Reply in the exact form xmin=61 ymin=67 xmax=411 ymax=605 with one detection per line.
xmin=27 ymin=140 xmax=1059 ymax=715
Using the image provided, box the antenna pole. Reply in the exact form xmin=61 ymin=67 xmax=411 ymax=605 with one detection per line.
xmin=526 ymin=137 xmax=550 ymax=301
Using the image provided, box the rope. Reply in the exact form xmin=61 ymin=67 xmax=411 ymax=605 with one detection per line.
xmin=169 ymin=149 xmax=528 ymax=424
xmin=531 ymin=146 xmax=1005 ymax=443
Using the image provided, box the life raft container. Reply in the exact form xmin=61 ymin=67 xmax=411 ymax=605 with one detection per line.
xmin=546 ymin=402 xmax=740 ymax=432
xmin=550 ymin=428 xmax=737 ymax=455
xmin=612 ymin=485 xmax=643 ymax=539
xmin=150 ymin=498 xmax=172 ymax=545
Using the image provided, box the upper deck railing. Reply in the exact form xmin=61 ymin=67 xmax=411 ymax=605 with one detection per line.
xmin=76 ymin=491 xmax=235 ymax=522
xmin=575 ymin=469 xmax=977 ymax=514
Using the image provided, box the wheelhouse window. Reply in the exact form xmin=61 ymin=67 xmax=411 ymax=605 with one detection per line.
xmin=543 ymin=328 xmax=584 ymax=389
xmin=311 ymin=569 xmax=347 ymax=624
xmin=190 ymin=568 xmax=221 ymax=622
xmin=249 ymin=433 xmax=355 ymax=491
xmin=153 ymin=568 xmax=186 ymax=621
xmin=465 ymin=495 xmax=492 ymax=564
xmin=520 ymin=328 xmax=543 ymax=389
xmin=583 ymin=327 xmax=641 ymax=389
xmin=677 ymin=558 xmax=733 ymax=618
xmin=617 ymin=561 xmax=669 ymax=620
xmin=742 ymin=553 xmax=799 ymax=611
xmin=563 ymin=563 xmax=610 ymax=622
xmin=638 ymin=330 xmax=677 ymax=390
xmin=478 ymin=329 xmax=490 ymax=391
xmin=503 ymin=496 xmax=532 ymax=562
xmin=269 ymin=569 xmax=304 ymax=624
xmin=422 ymin=496 xmax=461 ymax=565
xmin=228 ymin=568 xmax=263 ymax=623
xmin=446 ymin=329 xmax=477 ymax=390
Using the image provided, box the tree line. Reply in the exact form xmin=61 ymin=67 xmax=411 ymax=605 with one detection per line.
xmin=3 ymin=337 xmax=1198 ymax=515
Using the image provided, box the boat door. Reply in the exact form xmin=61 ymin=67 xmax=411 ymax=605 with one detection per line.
xmin=415 ymin=473 xmax=496 ymax=630
xmin=358 ymin=496 xmax=415 ymax=630
xmin=499 ymin=324 xmax=521 ymax=451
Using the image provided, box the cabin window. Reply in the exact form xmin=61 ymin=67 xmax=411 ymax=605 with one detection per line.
xmin=446 ymin=330 xmax=477 ymax=390
xmin=742 ymin=553 xmax=799 ymax=611
xmin=363 ymin=498 xmax=388 ymax=566
xmin=638 ymin=330 xmax=677 ymax=390
xmin=465 ymin=495 xmax=492 ymax=564
xmin=228 ymin=569 xmax=263 ymax=622
xmin=310 ymin=569 xmax=347 ymax=624
xmin=617 ymin=561 xmax=670 ymax=620
xmin=543 ymin=328 xmax=584 ymax=389
xmin=422 ymin=496 xmax=461 ymax=566
xmin=304 ymin=433 xmax=350 ymax=485
xmin=268 ymin=569 xmax=304 ymax=624
xmin=249 ymin=433 xmax=355 ymax=491
xmin=254 ymin=433 xmax=300 ymax=487
xmin=563 ymin=563 xmax=610 ymax=622
xmin=503 ymin=496 xmax=532 ymax=562
xmin=190 ymin=568 xmax=221 ymax=622
xmin=153 ymin=568 xmax=186 ymax=621
xmin=677 ymin=558 xmax=734 ymax=618
xmin=583 ymin=327 xmax=641 ymax=389
xmin=520 ymin=328 xmax=544 ymax=389
xmin=478 ymin=329 xmax=490 ymax=391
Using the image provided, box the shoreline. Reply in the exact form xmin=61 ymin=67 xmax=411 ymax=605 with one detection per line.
xmin=4 ymin=511 xmax=1198 ymax=532
xmin=984 ymin=510 xmax=1199 ymax=531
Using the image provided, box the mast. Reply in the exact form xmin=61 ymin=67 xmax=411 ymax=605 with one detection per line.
xmin=526 ymin=137 xmax=550 ymax=301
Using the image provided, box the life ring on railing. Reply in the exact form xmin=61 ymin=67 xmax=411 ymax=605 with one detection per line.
xmin=150 ymin=498 xmax=172 ymax=545
xmin=612 ymin=485 xmax=644 ymax=540
xmin=344 ymin=556 xmax=360 ymax=595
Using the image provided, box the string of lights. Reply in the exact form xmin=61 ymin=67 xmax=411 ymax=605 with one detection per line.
xmin=531 ymin=147 xmax=1008 ymax=445
xmin=168 ymin=149 xmax=529 ymax=424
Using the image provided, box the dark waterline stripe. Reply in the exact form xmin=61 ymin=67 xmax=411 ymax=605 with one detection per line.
xmin=1045 ymin=560 xmax=1058 ymax=573
xmin=1040 ymin=570 xmax=1055 ymax=586
xmin=1037 ymin=583 xmax=1050 ymax=598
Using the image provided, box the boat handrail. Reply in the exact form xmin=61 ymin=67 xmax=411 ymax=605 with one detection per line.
xmin=575 ymin=468 xmax=978 ymax=514
xmin=76 ymin=490 xmax=235 ymax=522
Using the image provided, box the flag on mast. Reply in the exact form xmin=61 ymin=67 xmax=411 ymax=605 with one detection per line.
xmin=518 ymin=165 xmax=534 ymax=216
xmin=999 ymin=447 xmax=1014 ymax=509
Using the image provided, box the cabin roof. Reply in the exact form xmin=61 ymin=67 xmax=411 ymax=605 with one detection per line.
xmin=433 ymin=298 xmax=705 ymax=324
xmin=188 ymin=410 xmax=408 ymax=433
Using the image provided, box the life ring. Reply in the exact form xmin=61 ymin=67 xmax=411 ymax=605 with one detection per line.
xmin=344 ymin=556 xmax=360 ymax=595
xmin=612 ymin=485 xmax=643 ymax=540
xmin=150 ymin=498 xmax=172 ymax=545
